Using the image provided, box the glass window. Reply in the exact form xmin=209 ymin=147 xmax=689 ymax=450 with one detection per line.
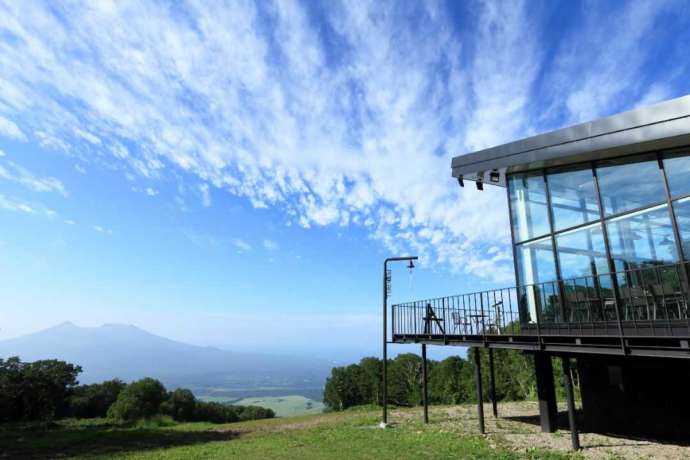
xmin=515 ymin=237 xmax=557 ymax=286
xmin=673 ymin=196 xmax=690 ymax=258
xmin=606 ymin=204 xmax=678 ymax=271
xmin=664 ymin=152 xmax=690 ymax=198
xmin=556 ymin=223 xmax=609 ymax=279
xmin=548 ymin=167 xmax=599 ymax=231
xmin=509 ymin=172 xmax=550 ymax=242
xmin=597 ymin=155 xmax=666 ymax=216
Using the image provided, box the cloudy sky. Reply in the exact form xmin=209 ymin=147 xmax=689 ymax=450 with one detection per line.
xmin=1 ymin=0 xmax=689 ymax=360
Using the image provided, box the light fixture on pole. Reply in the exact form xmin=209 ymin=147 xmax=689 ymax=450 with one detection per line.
xmin=381 ymin=255 xmax=418 ymax=428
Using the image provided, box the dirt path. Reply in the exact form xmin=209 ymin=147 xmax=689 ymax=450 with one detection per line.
xmin=392 ymin=401 xmax=690 ymax=459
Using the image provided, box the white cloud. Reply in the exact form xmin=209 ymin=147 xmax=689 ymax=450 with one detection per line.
xmin=263 ymin=239 xmax=279 ymax=251
xmin=93 ymin=225 xmax=113 ymax=235
xmin=0 ymin=149 xmax=5 ymax=157
xmin=0 ymin=194 xmax=35 ymax=214
xmin=0 ymin=161 xmax=68 ymax=196
xmin=0 ymin=0 xmax=681 ymax=283
xmin=199 ymin=183 xmax=211 ymax=207
xmin=0 ymin=115 xmax=26 ymax=140
xmin=145 ymin=187 xmax=158 ymax=197
xmin=74 ymin=164 xmax=87 ymax=174
xmin=231 ymin=238 xmax=251 ymax=252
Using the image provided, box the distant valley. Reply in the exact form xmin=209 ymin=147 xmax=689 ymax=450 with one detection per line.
xmin=0 ymin=322 xmax=331 ymax=413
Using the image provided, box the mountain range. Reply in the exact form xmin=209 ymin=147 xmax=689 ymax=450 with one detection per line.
xmin=0 ymin=322 xmax=331 ymax=399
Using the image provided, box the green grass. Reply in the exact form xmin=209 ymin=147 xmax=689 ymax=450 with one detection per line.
xmin=0 ymin=406 xmax=579 ymax=460
xmin=232 ymin=395 xmax=325 ymax=417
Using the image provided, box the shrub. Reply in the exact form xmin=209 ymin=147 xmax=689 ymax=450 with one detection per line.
xmin=107 ymin=378 xmax=167 ymax=422
xmin=163 ymin=388 xmax=196 ymax=421
xmin=193 ymin=401 xmax=239 ymax=423
xmin=68 ymin=379 xmax=126 ymax=418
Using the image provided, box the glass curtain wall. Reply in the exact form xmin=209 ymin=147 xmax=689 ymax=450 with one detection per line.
xmin=507 ymin=151 xmax=690 ymax=325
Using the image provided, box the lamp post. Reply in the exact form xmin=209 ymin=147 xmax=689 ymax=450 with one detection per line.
xmin=382 ymin=256 xmax=418 ymax=427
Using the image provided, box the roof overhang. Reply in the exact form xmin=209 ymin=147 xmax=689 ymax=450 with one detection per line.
xmin=452 ymin=95 xmax=690 ymax=188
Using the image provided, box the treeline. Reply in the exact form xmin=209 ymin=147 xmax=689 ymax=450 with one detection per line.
xmin=0 ymin=357 xmax=274 ymax=424
xmin=324 ymin=349 xmax=573 ymax=410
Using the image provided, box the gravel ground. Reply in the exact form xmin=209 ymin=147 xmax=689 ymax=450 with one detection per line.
xmin=391 ymin=401 xmax=690 ymax=459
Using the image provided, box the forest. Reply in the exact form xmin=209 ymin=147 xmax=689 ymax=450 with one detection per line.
xmin=323 ymin=348 xmax=575 ymax=410
xmin=0 ymin=357 xmax=274 ymax=424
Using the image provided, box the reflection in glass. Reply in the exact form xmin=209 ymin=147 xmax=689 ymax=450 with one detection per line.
xmin=548 ymin=167 xmax=599 ymax=231
xmin=607 ymin=204 xmax=678 ymax=271
xmin=509 ymin=172 xmax=550 ymax=243
xmin=597 ymin=156 xmax=666 ymax=216
xmin=556 ymin=223 xmax=608 ymax=279
xmin=515 ymin=237 xmax=557 ymax=323
xmin=664 ymin=153 xmax=690 ymax=198
xmin=673 ymin=196 xmax=690 ymax=258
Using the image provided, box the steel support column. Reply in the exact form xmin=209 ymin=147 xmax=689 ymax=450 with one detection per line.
xmin=489 ymin=348 xmax=498 ymax=418
xmin=534 ymin=353 xmax=558 ymax=433
xmin=561 ymin=357 xmax=580 ymax=451
xmin=474 ymin=347 xmax=485 ymax=434
xmin=422 ymin=344 xmax=429 ymax=424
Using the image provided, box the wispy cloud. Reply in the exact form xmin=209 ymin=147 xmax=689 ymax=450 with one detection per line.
xmin=93 ymin=225 xmax=113 ymax=235
xmin=0 ymin=161 xmax=68 ymax=196
xmin=231 ymin=238 xmax=252 ymax=253
xmin=145 ymin=187 xmax=158 ymax=197
xmin=263 ymin=239 xmax=279 ymax=251
xmin=0 ymin=0 xmax=686 ymax=282
xmin=0 ymin=193 xmax=55 ymax=217
xmin=199 ymin=184 xmax=211 ymax=208
xmin=0 ymin=115 xmax=26 ymax=140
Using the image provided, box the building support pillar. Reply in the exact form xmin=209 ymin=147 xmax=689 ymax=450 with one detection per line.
xmin=561 ymin=357 xmax=580 ymax=450
xmin=534 ymin=353 xmax=558 ymax=433
xmin=422 ymin=344 xmax=429 ymax=424
xmin=489 ymin=348 xmax=498 ymax=418
xmin=474 ymin=347 xmax=485 ymax=434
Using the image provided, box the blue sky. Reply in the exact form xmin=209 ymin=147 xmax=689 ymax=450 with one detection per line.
xmin=1 ymin=0 xmax=690 ymax=361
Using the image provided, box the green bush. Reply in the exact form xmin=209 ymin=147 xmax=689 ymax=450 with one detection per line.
xmin=107 ymin=378 xmax=167 ymax=422
xmin=68 ymin=379 xmax=126 ymax=418
xmin=163 ymin=388 xmax=197 ymax=421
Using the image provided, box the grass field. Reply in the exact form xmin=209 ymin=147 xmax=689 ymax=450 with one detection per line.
xmin=232 ymin=395 xmax=325 ymax=417
xmin=2 ymin=402 xmax=685 ymax=459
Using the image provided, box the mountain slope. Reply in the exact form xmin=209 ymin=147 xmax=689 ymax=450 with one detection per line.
xmin=0 ymin=322 xmax=331 ymax=386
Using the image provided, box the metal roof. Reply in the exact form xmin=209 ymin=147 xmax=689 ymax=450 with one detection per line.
xmin=451 ymin=95 xmax=690 ymax=187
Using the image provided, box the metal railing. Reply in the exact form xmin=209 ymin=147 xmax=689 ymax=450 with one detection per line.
xmin=392 ymin=261 xmax=690 ymax=339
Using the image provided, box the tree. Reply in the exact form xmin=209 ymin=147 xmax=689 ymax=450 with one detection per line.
xmin=357 ymin=357 xmax=382 ymax=405
xmin=323 ymin=366 xmax=360 ymax=410
xmin=0 ymin=357 xmax=81 ymax=422
xmin=69 ymin=379 xmax=126 ymax=418
xmin=429 ymin=356 xmax=465 ymax=404
xmin=164 ymin=388 xmax=196 ymax=421
xmin=107 ymin=378 xmax=167 ymax=422
xmin=388 ymin=354 xmax=422 ymax=406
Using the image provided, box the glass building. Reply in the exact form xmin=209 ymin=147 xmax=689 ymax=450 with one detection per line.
xmin=391 ymin=95 xmax=690 ymax=443
xmin=448 ymin=95 xmax=690 ymax=335
xmin=509 ymin=152 xmax=689 ymax=327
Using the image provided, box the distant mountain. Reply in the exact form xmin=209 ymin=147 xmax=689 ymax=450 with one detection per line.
xmin=0 ymin=322 xmax=332 ymax=391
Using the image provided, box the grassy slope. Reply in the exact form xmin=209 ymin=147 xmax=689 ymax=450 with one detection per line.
xmin=0 ymin=405 xmax=578 ymax=460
